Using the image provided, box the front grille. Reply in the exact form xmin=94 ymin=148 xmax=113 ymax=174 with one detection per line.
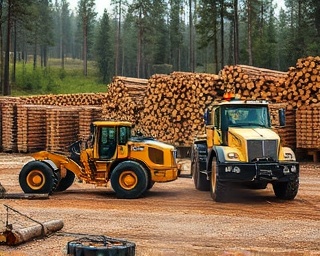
xmin=247 ymin=140 xmax=278 ymax=162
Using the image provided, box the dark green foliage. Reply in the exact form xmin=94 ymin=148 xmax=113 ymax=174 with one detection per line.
xmin=95 ymin=10 xmax=113 ymax=83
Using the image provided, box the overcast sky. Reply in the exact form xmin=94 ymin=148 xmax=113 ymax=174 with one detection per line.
xmin=68 ymin=0 xmax=286 ymax=18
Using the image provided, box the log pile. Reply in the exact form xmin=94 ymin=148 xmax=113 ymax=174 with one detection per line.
xmin=101 ymin=76 xmax=148 ymax=125
xmin=219 ymin=64 xmax=288 ymax=102
xmin=296 ymin=104 xmax=320 ymax=149
xmin=23 ymin=93 xmax=106 ymax=106
xmin=139 ymin=72 xmax=223 ymax=146
xmin=17 ymin=105 xmax=47 ymax=153
xmin=269 ymin=103 xmax=296 ymax=150
xmin=46 ymin=106 xmax=80 ymax=153
xmin=0 ymin=98 xmax=20 ymax=152
xmin=285 ymin=56 xmax=320 ymax=108
xmin=78 ymin=106 xmax=102 ymax=140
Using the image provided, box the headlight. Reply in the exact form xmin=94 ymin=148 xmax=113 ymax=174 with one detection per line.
xmin=227 ymin=152 xmax=239 ymax=160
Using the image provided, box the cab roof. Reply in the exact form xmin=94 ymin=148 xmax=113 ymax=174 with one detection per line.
xmin=211 ymin=99 xmax=269 ymax=107
xmin=93 ymin=120 xmax=132 ymax=127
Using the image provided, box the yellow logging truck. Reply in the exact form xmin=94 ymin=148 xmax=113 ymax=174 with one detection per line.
xmin=19 ymin=121 xmax=178 ymax=199
xmin=191 ymin=95 xmax=299 ymax=202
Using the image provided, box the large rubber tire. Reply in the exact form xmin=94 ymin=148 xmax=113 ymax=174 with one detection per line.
xmin=19 ymin=161 xmax=56 ymax=194
xmin=272 ymin=178 xmax=299 ymax=200
xmin=67 ymin=237 xmax=135 ymax=256
xmin=55 ymin=170 xmax=75 ymax=192
xmin=110 ymin=161 xmax=148 ymax=199
xmin=191 ymin=145 xmax=210 ymax=191
xmin=210 ymin=157 xmax=228 ymax=202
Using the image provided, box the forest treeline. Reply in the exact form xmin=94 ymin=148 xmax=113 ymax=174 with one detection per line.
xmin=0 ymin=0 xmax=319 ymax=95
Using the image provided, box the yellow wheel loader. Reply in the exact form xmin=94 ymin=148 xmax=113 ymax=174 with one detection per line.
xmin=19 ymin=121 xmax=178 ymax=199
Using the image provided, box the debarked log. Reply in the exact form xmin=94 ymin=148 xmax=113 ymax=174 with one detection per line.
xmin=1 ymin=219 xmax=64 ymax=245
xmin=0 ymin=193 xmax=49 ymax=199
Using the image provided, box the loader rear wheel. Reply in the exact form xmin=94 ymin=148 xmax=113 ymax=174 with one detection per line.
xmin=19 ymin=161 xmax=56 ymax=194
xmin=111 ymin=161 xmax=148 ymax=199
xmin=55 ymin=170 xmax=75 ymax=192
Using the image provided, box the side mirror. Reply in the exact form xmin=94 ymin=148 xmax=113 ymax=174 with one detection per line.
xmin=279 ymin=108 xmax=286 ymax=127
xmin=204 ymin=109 xmax=211 ymax=125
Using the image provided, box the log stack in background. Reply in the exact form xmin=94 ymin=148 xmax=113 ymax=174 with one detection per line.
xmin=286 ymin=56 xmax=320 ymax=108
xmin=219 ymin=64 xmax=288 ymax=102
xmin=269 ymin=103 xmax=296 ymax=150
xmin=17 ymin=105 xmax=47 ymax=153
xmin=0 ymin=97 xmax=21 ymax=152
xmin=296 ymin=104 xmax=320 ymax=149
xmin=138 ymin=72 xmax=223 ymax=146
xmin=101 ymin=76 xmax=148 ymax=125
xmin=46 ymin=106 xmax=80 ymax=152
xmin=23 ymin=93 xmax=106 ymax=106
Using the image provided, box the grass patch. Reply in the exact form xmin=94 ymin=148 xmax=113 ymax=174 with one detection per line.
xmin=11 ymin=58 xmax=108 ymax=96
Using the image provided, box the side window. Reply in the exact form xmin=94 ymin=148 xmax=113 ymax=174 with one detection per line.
xmin=119 ymin=126 xmax=130 ymax=145
xmin=213 ymin=107 xmax=220 ymax=128
xmin=99 ymin=127 xmax=116 ymax=159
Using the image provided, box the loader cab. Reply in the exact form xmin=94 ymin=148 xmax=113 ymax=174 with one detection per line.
xmin=93 ymin=121 xmax=132 ymax=160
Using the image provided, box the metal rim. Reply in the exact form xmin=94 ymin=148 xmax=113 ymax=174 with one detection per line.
xmin=26 ymin=170 xmax=45 ymax=190
xmin=119 ymin=170 xmax=138 ymax=190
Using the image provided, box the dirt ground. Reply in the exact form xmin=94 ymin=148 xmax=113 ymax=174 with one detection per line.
xmin=0 ymin=153 xmax=319 ymax=256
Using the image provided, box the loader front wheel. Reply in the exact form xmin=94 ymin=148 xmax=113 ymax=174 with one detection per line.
xmin=19 ymin=161 xmax=55 ymax=194
xmin=111 ymin=161 xmax=148 ymax=199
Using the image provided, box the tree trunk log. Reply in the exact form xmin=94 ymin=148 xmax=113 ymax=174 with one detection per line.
xmin=1 ymin=219 xmax=63 ymax=245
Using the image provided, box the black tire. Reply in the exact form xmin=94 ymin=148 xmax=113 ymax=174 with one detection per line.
xmin=110 ymin=161 xmax=148 ymax=199
xmin=191 ymin=144 xmax=210 ymax=191
xmin=19 ymin=161 xmax=56 ymax=194
xmin=55 ymin=170 xmax=75 ymax=192
xmin=273 ymin=178 xmax=299 ymax=200
xmin=67 ymin=237 xmax=135 ymax=256
xmin=210 ymin=157 xmax=228 ymax=202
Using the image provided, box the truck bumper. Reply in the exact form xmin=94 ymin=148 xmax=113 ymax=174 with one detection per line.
xmin=152 ymin=167 xmax=179 ymax=182
xmin=217 ymin=161 xmax=299 ymax=183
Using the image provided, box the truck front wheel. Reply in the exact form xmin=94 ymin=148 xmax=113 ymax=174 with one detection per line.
xmin=210 ymin=157 xmax=228 ymax=202
xmin=19 ymin=161 xmax=56 ymax=194
xmin=272 ymin=178 xmax=299 ymax=200
xmin=111 ymin=161 xmax=148 ymax=199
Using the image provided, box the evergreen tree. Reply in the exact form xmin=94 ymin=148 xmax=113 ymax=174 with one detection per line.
xmin=78 ymin=0 xmax=97 ymax=76
xmin=95 ymin=10 xmax=113 ymax=83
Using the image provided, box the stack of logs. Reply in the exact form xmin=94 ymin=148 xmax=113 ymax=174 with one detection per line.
xmin=219 ymin=64 xmax=289 ymax=104
xmin=138 ymin=72 xmax=223 ymax=146
xmin=286 ymin=56 xmax=320 ymax=108
xmin=296 ymin=104 xmax=320 ymax=149
xmin=101 ymin=76 xmax=148 ymax=125
xmin=23 ymin=93 xmax=106 ymax=106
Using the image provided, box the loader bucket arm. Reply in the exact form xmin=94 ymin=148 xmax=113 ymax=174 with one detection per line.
xmin=31 ymin=151 xmax=83 ymax=178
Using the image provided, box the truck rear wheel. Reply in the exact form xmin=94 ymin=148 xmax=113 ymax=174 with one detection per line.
xmin=111 ymin=161 xmax=148 ymax=199
xmin=210 ymin=157 xmax=228 ymax=202
xmin=191 ymin=144 xmax=210 ymax=191
xmin=55 ymin=170 xmax=75 ymax=192
xmin=273 ymin=178 xmax=299 ymax=200
xmin=19 ymin=161 xmax=56 ymax=194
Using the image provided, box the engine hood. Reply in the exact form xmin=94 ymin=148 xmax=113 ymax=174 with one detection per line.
xmin=129 ymin=136 xmax=175 ymax=150
xmin=228 ymin=127 xmax=280 ymax=140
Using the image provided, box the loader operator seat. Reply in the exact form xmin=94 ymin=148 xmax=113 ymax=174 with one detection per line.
xmin=99 ymin=139 xmax=116 ymax=159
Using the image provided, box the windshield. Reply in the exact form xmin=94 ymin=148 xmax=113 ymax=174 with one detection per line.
xmin=223 ymin=105 xmax=271 ymax=128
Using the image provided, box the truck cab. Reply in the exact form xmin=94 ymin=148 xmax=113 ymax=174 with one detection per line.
xmin=191 ymin=97 xmax=299 ymax=202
